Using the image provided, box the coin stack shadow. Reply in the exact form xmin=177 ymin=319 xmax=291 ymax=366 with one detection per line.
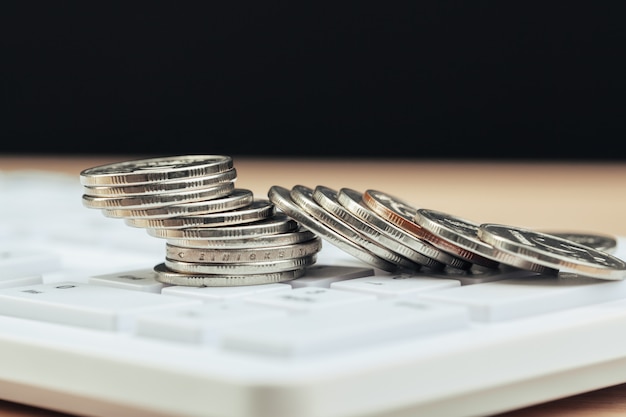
xmin=80 ymin=156 xmax=322 ymax=286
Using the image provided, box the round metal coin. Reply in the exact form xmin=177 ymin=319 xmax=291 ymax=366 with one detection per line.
xmin=80 ymin=155 xmax=234 ymax=186
xmin=146 ymin=212 xmax=298 ymax=239
xmin=414 ymin=208 xmax=560 ymax=274
xmin=153 ymin=263 xmax=305 ymax=286
xmin=363 ymin=190 xmax=484 ymax=269
xmin=82 ymin=168 xmax=237 ymax=197
xmin=477 ymin=223 xmax=626 ymax=280
xmin=268 ymin=185 xmax=400 ymax=272
xmin=124 ymin=200 xmax=274 ymax=229
xmin=102 ymin=189 xmax=254 ymax=219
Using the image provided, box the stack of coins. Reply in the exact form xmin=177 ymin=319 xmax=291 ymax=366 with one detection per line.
xmin=80 ymin=155 xmax=322 ymax=286
xmin=269 ymin=184 xmax=626 ymax=280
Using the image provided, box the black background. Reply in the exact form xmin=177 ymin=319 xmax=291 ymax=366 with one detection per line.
xmin=2 ymin=2 xmax=625 ymax=160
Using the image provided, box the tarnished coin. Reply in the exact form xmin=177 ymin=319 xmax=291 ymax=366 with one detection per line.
xmin=102 ymin=189 xmax=255 ymax=219
xmin=268 ymin=185 xmax=400 ymax=272
xmin=363 ymin=190 xmax=488 ymax=269
xmin=82 ymin=168 xmax=237 ymax=197
xmin=165 ymin=254 xmax=317 ymax=275
xmin=82 ymin=182 xmax=235 ymax=209
xmin=336 ymin=188 xmax=464 ymax=270
xmin=154 ymin=263 xmax=305 ymax=286
xmin=478 ymin=223 xmax=626 ymax=280
xmin=146 ymin=212 xmax=298 ymax=239
xmin=414 ymin=208 xmax=559 ymax=274
xmin=79 ymin=155 xmax=234 ymax=186
xmin=540 ymin=231 xmax=618 ymax=254
xmin=313 ymin=185 xmax=441 ymax=269
xmin=124 ymin=200 xmax=274 ymax=229
xmin=165 ymin=236 xmax=322 ymax=263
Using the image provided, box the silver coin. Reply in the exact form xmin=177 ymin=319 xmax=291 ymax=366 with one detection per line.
xmin=290 ymin=185 xmax=420 ymax=271
xmin=414 ymin=208 xmax=560 ymax=274
xmin=102 ymin=189 xmax=255 ymax=219
xmin=82 ymin=168 xmax=237 ymax=197
xmin=478 ymin=223 xmax=626 ymax=280
xmin=79 ymin=155 xmax=233 ymax=186
xmin=82 ymin=182 xmax=235 ymax=210
xmin=124 ymin=200 xmax=274 ymax=229
xmin=540 ymin=231 xmax=618 ymax=254
xmin=153 ymin=263 xmax=305 ymax=286
xmin=268 ymin=185 xmax=400 ymax=272
xmin=313 ymin=185 xmax=441 ymax=269
xmin=362 ymin=190 xmax=488 ymax=269
xmin=165 ymin=236 xmax=322 ymax=263
xmin=165 ymin=254 xmax=317 ymax=274
xmin=165 ymin=226 xmax=317 ymax=249
xmin=146 ymin=212 xmax=298 ymax=239
xmin=336 ymin=188 xmax=466 ymax=270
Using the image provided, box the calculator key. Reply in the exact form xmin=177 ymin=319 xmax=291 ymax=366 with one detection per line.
xmin=244 ymin=287 xmax=377 ymax=312
xmin=89 ymin=268 xmax=169 ymax=293
xmin=135 ymin=301 xmax=288 ymax=345
xmin=0 ymin=281 xmax=201 ymax=331
xmin=221 ymin=299 xmax=469 ymax=356
xmin=290 ymin=264 xmax=375 ymax=288
xmin=161 ymin=282 xmax=292 ymax=301
xmin=330 ymin=273 xmax=459 ymax=299
xmin=0 ymin=249 xmax=61 ymax=279
xmin=417 ymin=274 xmax=626 ymax=322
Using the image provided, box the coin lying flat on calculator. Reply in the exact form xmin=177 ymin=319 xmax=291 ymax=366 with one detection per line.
xmin=477 ymin=224 xmax=626 ymax=280
xmin=153 ymin=263 xmax=306 ymax=286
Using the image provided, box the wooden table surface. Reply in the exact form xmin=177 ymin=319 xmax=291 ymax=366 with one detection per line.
xmin=1 ymin=154 xmax=626 ymax=417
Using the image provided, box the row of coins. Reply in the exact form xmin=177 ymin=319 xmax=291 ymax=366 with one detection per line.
xmin=268 ymin=185 xmax=626 ymax=280
xmin=80 ymin=155 xmax=322 ymax=286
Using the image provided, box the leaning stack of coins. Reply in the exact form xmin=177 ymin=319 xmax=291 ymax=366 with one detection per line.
xmin=80 ymin=155 xmax=322 ymax=286
xmin=268 ymin=184 xmax=626 ymax=280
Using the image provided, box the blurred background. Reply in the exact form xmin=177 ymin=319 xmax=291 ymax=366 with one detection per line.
xmin=2 ymin=2 xmax=625 ymax=160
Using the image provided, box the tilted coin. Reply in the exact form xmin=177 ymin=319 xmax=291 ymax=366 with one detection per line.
xmin=82 ymin=168 xmax=237 ymax=197
xmin=540 ymin=231 xmax=618 ymax=254
xmin=124 ymin=200 xmax=274 ymax=229
xmin=362 ymin=190 xmax=486 ymax=269
xmin=165 ymin=254 xmax=317 ymax=274
xmin=165 ymin=226 xmax=316 ymax=249
xmin=313 ymin=185 xmax=442 ymax=269
xmin=153 ymin=263 xmax=305 ymax=286
xmin=82 ymin=182 xmax=235 ymax=210
xmin=102 ymin=189 xmax=255 ymax=219
xmin=79 ymin=155 xmax=234 ymax=186
xmin=477 ymin=223 xmax=626 ymax=280
xmin=146 ymin=212 xmax=298 ymax=239
xmin=336 ymin=188 xmax=465 ymax=270
xmin=290 ymin=185 xmax=420 ymax=271
xmin=165 ymin=236 xmax=322 ymax=263
xmin=414 ymin=208 xmax=559 ymax=274
xmin=268 ymin=185 xmax=400 ymax=272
